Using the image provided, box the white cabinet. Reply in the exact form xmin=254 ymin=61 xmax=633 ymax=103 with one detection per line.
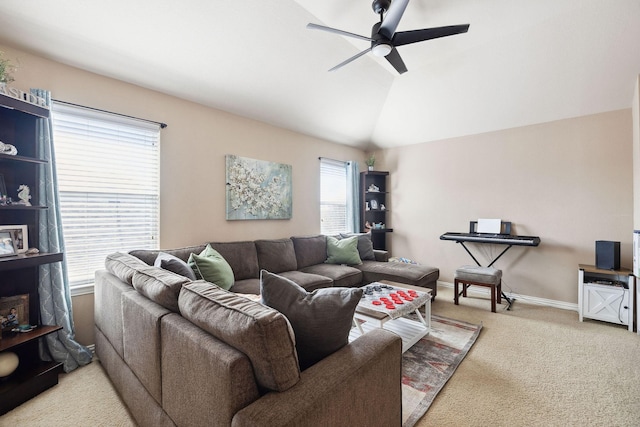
xmin=578 ymin=264 xmax=635 ymax=332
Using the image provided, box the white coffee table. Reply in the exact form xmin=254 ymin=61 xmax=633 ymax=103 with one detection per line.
xmin=349 ymin=280 xmax=431 ymax=352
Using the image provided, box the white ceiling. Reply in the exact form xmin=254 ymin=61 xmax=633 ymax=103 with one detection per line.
xmin=0 ymin=0 xmax=638 ymax=150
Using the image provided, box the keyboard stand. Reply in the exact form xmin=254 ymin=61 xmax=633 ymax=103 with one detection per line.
xmin=455 ymin=241 xmax=516 ymax=310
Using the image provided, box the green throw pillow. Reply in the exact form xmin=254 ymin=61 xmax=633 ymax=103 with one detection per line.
xmin=325 ymin=235 xmax=362 ymax=265
xmin=187 ymin=244 xmax=234 ymax=290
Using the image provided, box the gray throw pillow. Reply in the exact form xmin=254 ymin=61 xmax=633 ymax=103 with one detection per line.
xmin=154 ymin=252 xmax=197 ymax=280
xmin=260 ymin=270 xmax=363 ymax=370
xmin=340 ymin=233 xmax=376 ymax=261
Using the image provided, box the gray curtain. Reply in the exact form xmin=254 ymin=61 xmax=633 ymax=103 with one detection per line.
xmin=346 ymin=161 xmax=360 ymax=233
xmin=32 ymin=89 xmax=92 ymax=372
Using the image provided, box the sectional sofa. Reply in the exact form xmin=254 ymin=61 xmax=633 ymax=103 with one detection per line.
xmin=94 ymin=234 xmax=439 ymax=426
xmin=130 ymin=234 xmax=439 ymax=297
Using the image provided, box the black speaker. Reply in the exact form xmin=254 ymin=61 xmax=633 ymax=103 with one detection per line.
xmin=595 ymin=240 xmax=620 ymax=270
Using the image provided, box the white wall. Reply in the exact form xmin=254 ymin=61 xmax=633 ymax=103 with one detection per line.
xmin=2 ymin=44 xmax=365 ymax=346
xmin=378 ymin=110 xmax=633 ymax=305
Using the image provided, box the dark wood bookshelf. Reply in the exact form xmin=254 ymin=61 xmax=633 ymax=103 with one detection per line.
xmin=0 ymin=88 xmax=63 ymax=414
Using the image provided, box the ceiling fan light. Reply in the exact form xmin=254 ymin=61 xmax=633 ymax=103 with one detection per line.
xmin=372 ymin=43 xmax=392 ymax=57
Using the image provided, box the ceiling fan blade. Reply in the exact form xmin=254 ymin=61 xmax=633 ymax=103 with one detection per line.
xmin=385 ymin=47 xmax=408 ymax=74
xmin=307 ymin=23 xmax=373 ymax=42
xmin=393 ymin=24 xmax=470 ymax=47
xmin=379 ymin=0 xmax=410 ymax=39
xmin=328 ymin=47 xmax=373 ymax=72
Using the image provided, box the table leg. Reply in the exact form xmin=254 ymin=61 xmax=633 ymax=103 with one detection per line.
xmin=414 ymin=303 xmax=431 ymax=332
xmin=353 ymin=317 xmax=364 ymax=335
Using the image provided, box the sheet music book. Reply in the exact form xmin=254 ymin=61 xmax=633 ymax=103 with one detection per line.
xmin=477 ymin=218 xmax=501 ymax=234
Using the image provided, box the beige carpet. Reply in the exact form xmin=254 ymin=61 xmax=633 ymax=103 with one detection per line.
xmin=3 ymin=285 xmax=639 ymax=426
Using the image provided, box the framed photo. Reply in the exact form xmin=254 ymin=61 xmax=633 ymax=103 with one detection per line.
xmin=0 ymin=231 xmax=17 ymax=257
xmin=0 ymin=225 xmax=28 ymax=253
xmin=0 ymin=294 xmax=29 ymax=330
xmin=0 ymin=173 xmax=6 ymax=198
xmin=370 ymin=199 xmax=379 ymax=210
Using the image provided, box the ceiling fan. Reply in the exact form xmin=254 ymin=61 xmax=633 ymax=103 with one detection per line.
xmin=307 ymin=0 xmax=470 ymax=74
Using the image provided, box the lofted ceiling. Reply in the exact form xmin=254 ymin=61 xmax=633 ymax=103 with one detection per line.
xmin=0 ymin=0 xmax=638 ymax=150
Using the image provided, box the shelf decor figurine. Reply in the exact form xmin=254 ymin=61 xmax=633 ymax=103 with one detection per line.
xmin=365 ymin=154 xmax=375 ymax=171
xmin=17 ymin=185 xmax=31 ymax=206
xmin=0 ymin=141 xmax=17 ymax=156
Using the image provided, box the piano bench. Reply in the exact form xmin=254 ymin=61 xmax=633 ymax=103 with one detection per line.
xmin=454 ymin=266 xmax=502 ymax=313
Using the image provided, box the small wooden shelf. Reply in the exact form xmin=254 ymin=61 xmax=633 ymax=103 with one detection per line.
xmin=0 ymin=153 xmax=47 ymax=164
xmin=0 ymin=205 xmax=48 ymax=210
xmin=0 ymin=252 xmax=63 ymax=272
xmin=0 ymin=325 xmax=63 ymax=414
xmin=0 ymin=325 xmax=62 ymax=352
xmin=0 ymin=93 xmax=50 ymax=118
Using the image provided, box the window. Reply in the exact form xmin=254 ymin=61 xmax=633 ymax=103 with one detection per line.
xmin=52 ymin=102 xmax=160 ymax=295
xmin=320 ymin=158 xmax=348 ymax=234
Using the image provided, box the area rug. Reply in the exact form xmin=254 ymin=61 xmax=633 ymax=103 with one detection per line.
xmin=402 ymin=314 xmax=482 ymax=427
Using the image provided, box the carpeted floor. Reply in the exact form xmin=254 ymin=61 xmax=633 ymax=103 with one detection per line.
xmin=418 ymin=286 xmax=640 ymax=427
xmin=3 ymin=285 xmax=640 ymax=426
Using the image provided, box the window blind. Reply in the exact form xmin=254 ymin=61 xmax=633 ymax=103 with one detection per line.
xmin=320 ymin=158 xmax=348 ymax=235
xmin=52 ymin=102 xmax=160 ymax=293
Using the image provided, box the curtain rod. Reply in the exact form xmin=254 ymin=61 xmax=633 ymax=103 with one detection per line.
xmin=52 ymin=99 xmax=167 ymax=129
xmin=318 ymin=157 xmax=353 ymax=164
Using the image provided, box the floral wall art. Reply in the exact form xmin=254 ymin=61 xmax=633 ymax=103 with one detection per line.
xmin=225 ymin=155 xmax=292 ymax=220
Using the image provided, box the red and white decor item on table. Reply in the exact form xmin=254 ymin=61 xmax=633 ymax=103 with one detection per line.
xmin=350 ymin=281 xmax=431 ymax=352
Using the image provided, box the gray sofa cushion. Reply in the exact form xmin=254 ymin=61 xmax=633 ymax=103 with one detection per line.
xmin=260 ymin=270 xmax=363 ymax=370
xmin=154 ymin=251 xmax=197 ymax=280
xmin=341 ymin=233 xmax=376 ymax=261
xmin=255 ymin=238 xmax=297 ymax=273
xmin=129 ymin=245 xmax=207 ymax=265
xmin=229 ymin=278 xmax=261 ymax=295
xmin=122 ymin=290 xmax=171 ymax=404
xmin=291 ymin=235 xmax=327 ymax=269
xmin=278 ymin=270 xmax=333 ymax=292
xmin=209 ymin=241 xmax=259 ymax=281
xmin=132 ymin=266 xmax=192 ymax=312
xmin=356 ymin=261 xmax=439 ymax=289
xmin=178 ymin=281 xmax=300 ymax=392
xmin=105 ymin=252 xmax=150 ymax=285
xmin=299 ymin=263 xmax=362 ymax=288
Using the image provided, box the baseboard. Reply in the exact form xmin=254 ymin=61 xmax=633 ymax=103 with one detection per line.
xmin=437 ymin=281 xmax=578 ymax=312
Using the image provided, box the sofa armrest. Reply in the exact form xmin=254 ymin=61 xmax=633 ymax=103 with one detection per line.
xmin=232 ymin=328 xmax=402 ymax=427
xmin=373 ymin=249 xmax=389 ymax=262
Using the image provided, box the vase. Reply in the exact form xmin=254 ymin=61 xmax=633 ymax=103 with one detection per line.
xmin=368 ymin=166 xmax=374 ymax=171
xmin=0 ymin=351 xmax=19 ymax=377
